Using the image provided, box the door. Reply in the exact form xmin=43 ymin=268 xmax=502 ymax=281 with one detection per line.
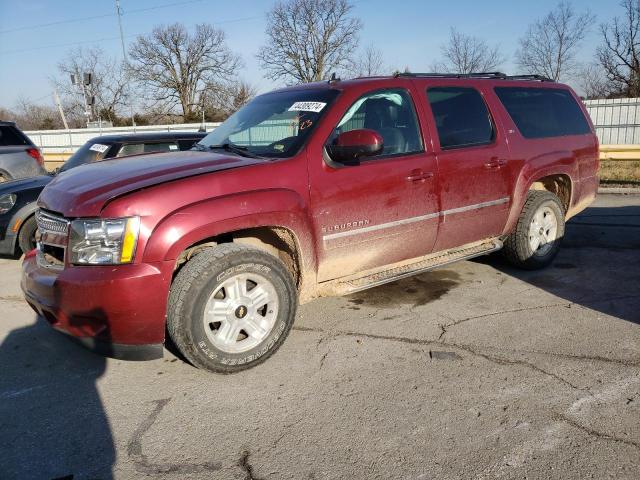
xmin=308 ymin=87 xmax=439 ymax=282
xmin=422 ymin=85 xmax=512 ymax=252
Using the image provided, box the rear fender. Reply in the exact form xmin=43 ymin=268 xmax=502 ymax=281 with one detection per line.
xmin=504 ymin=152 xmax=577 ymax=235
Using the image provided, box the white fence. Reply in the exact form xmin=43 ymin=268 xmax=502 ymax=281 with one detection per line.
xmin=25 ymin=122 xmax=221 ymax=154
xmin=584 ymin=98 xmax=640 ymax=145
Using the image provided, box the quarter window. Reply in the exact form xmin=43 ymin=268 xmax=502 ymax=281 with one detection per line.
xmin=495 ymin=87 xmax=590 ymax=139
xmin=332 ymin=89 xmax=423 ymax=156
xmin=427 ymin=87 xmax=495 ymax=150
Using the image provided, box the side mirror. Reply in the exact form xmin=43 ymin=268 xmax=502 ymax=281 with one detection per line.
xmin=326 ymin=129 xmax=383 ymax=164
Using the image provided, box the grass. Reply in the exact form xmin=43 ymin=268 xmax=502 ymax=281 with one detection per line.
xmin=599 ymin=160 xmax=640 ymax=185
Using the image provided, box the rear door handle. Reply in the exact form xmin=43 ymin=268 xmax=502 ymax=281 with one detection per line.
xmin=484 ymin=158 xmax=507 ymax=169
xmin=406 ymin=170 xmax=434 ymax=182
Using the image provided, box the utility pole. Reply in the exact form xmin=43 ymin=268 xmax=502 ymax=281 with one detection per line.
xmin=53 ymin=90 xmax=69 ymax=130
xmin=115 ymin=0 xmax=137 ymax=128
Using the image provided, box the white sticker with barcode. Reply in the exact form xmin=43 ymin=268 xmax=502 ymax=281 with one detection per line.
xmin=89 ymin=143 xmax=109 ymax=153
xmin=288 ymin=101 xmax=326 ymax=113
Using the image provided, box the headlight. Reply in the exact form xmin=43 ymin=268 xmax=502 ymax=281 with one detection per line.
xmin=0 ymin=194 xmax=16 ymax=215
xmin=69 ymin=216 xmax=140 ymax=265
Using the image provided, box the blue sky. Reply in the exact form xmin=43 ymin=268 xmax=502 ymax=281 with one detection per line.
xmin=0 ymin=0 xmax=621 ymax=109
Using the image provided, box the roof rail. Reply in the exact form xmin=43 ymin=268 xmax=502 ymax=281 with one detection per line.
xmin=394 ymin=72 xmax=507 ymax=79
xmin=392 ymin=72 xmax=555 ymax=82
xmin=505 ymin=74 xmax=554 ymax=82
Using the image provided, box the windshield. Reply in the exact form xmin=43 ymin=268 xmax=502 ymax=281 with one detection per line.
xmin=59 ymin=141 xmax=112 ymax=172
xmin=197 ymin=88 xmax=340 ymax=158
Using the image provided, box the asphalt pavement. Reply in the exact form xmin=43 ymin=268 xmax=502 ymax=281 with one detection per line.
xmin=0 ymin=193 xmax=639 ymax=480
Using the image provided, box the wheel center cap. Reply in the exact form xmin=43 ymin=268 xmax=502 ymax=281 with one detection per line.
xmin=235 ymin=305 xmax=248 ymax=319
xmin=539 ymin=227 xmax=545 ymax=235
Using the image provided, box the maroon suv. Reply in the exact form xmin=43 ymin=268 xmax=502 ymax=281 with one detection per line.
xmin=22 ymin=73 xmax=599 ymax=373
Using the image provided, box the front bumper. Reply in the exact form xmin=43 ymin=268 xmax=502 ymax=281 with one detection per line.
xmin=21 ymin=251 xmax=174 ymax=360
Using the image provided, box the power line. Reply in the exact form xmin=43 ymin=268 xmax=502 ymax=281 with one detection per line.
xmin=0 ymin=15 xmax=264 ymax=55
xmin=0 ymin=0 xmax=209 ymax=35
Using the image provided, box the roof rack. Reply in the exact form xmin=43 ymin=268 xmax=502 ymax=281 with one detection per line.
xmin=393 ymin=72 xmax=554 ymax=82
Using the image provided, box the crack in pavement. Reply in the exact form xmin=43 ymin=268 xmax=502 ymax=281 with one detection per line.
xmin=552 ymin=412 xmax=640 ymax=450
xmin=238 ymin=449 xmax=264 ymax=480
xmin=293 ymin=325 xmax=640 ymax=368
xmin=292 ymin=326 xmax=637 ymax=394
xmin=0 ymin=295 xmax=25 ymax=303
xmin=437 ymin=293 xmax=640 ymax=339
xmin=127 ymin=398 xmax=222 ymax=475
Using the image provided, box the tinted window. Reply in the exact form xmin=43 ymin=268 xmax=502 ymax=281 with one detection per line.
xmin=495 ymin=87 xmax=590 ymax=139
xmin=333 ymin=89 xmax=423 ymax=156
xmin=0 ymin=125 xmax=29 ymax=146
xmin=427 ymin=87 xmax=494 ymax=150
xmin=116 ymin=142 xmax=179 ymax=157
xmin=177 ymin=138 xmax=201 ymax=150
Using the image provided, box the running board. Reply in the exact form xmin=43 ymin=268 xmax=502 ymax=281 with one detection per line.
xmin=330 ymin=238 xmax=503 ymax=296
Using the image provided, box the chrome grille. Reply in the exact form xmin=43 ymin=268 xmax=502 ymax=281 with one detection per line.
xmin=36 ymin=210 xmax=69 ymax=235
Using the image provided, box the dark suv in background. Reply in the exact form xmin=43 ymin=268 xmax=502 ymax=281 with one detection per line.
xmin=0 ymin=121 xmax=46 ymax=182
xmin=0 ymin=131 xmax=205 ymax=256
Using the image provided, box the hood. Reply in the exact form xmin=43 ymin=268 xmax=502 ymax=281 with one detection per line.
xmin=0 ymin=175 xmax=52 ymax=195
xmin=39 ymin=151 xmax=265 ymax=217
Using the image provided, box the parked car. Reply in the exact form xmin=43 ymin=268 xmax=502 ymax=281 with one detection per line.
xmin=0 ymin=132 xmax=205 ymax=256
xmin=0 ymin=121 xmax=47 ymax=182
xmin=22 ymin=73 xmax=599 ymax=372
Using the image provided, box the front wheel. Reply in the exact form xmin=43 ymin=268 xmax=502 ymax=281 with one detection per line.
xmin=503 ymin=191 xmax=565 ymax=270
xmin=167 ymin=243 xmax=298 ymax=373
xmin=18 ymin=216 xmax=38 ymax=254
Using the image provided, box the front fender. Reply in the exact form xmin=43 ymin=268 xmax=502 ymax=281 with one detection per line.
xmin=503 ymin=151 xmax=578 ymax=235
xmin=142 ymin=189 xmax=316 ymax=270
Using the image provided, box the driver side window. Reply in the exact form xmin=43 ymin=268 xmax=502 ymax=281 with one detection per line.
xmin=334 ymin=89 xmax=423 ymax=157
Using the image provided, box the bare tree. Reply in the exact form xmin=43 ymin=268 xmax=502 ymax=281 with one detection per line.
xmin=351 ymin=45 xmax=386 ymax=77
xmin=433 ymin=28 xmax=505 ymax=74
xmin=128 ymin=23 xmax=241 ymax=120
xmin=14 ymin=98 xmax=64 ymax=130
xmin=201 ymin=80 xmax=257 ymax=121
xmin=258 ymin=0 xmax=362 ymax=83
xmin=517 ymin=2 xmax=595 ymax=81
xmin=597 ymin=0 xmax=640 ymax=97
xmin=53 ymin=47 xmax=131 ymax=125
xmin=579 ymin=63 xmax=612 ymax=99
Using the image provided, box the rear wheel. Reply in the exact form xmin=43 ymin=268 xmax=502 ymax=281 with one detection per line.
xmin=167 ymin=243 xmax=297 ymax=373
xmin=18 ymin=216 xmax=38 ymax=254
xmin=503 ymin=191 xmax=565 ymax=270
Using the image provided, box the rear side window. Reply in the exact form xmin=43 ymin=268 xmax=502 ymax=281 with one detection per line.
xmin=427 ymin=87 xmax=494 ymax=150
xmin=0 ymin=125 xmax=30 ymax=146
xmin=116 ymin=142 xmax=179 ymax=157
xmin=495 ymin=87 xmax=590 ymax=139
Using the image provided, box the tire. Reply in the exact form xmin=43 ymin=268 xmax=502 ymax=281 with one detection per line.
xmin=18 ymin=216 xmax=38 ymax=254
xmin=167 ymin=243 xmax=298 ymax=373
xmin=503 ymin=191 xmax=565 ymax=270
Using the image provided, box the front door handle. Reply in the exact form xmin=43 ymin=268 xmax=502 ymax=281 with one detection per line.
xmin=406 ymin=170 xmax=434 ymax=182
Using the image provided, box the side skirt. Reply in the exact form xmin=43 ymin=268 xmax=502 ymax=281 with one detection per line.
xmin=317 ymin=238 xmax=503 ymax=297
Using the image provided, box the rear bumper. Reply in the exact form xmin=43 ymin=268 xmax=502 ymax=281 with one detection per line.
xmin=567 ymin=174 xmax=599 ymax=220
xmin=21 ymin=252 xmax=174 ymax=360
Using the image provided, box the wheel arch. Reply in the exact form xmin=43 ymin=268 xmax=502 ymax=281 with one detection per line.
xmin=504 ymin=161 xmax=576 ymax=236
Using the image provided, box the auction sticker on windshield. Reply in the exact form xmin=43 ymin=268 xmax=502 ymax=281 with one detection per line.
xmin=89 ymin=143 xmax=110 ymax=153
xmin=288 ymin=102 xmax=326 ymax=113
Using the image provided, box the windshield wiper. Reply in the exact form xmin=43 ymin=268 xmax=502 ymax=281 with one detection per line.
xmin=206 ymin=143 xmax=262 ymax=159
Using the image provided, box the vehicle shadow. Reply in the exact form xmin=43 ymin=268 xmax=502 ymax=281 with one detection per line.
xmin=479 ymin=202 xmax=640 ymax=325
xmin=0 ymin=312 xmax=115 ymax=480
